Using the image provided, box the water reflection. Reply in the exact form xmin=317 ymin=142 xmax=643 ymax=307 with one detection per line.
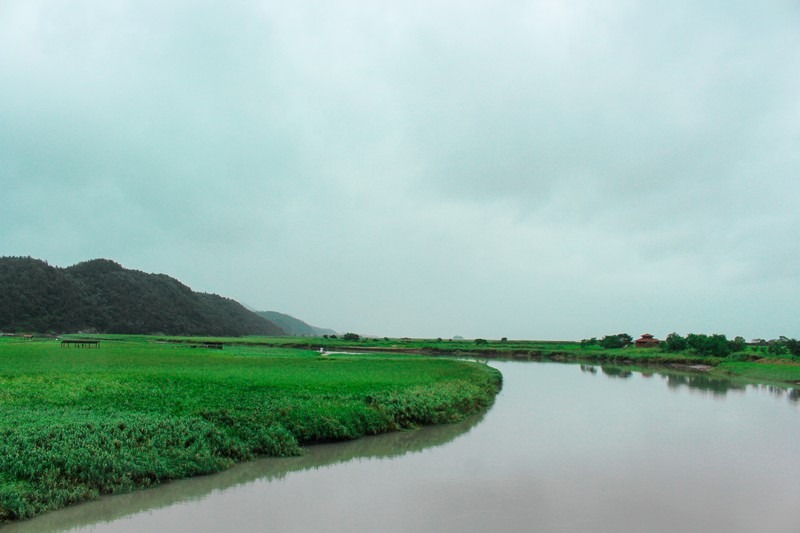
xmin=600 ymin=366 xmax=633 ymax=379
xmin=5 ymin=413 xmax=486 ymax=533
xmin=586 ymin=363 xmax=798 ymax=403
xmin=759 ymin=384 xmax=800 ymax=403
xmin=663 ymin=374 xmax=746 ymax=396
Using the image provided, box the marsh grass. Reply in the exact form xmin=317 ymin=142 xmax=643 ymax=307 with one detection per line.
xmin=715 ymin=360 xmax=800 ymax=384
xmin=0 ymin=337 xmax=501 ymax=521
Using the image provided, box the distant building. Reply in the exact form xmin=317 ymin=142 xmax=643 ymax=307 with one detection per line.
xmin=635 ymin=333 xmax=660 ymax=348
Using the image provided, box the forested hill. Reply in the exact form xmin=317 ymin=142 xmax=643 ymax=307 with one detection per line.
xmin=0 ymin=257 xmax=284 ymax=336
xmin=256 ymin=311 xmax=336 ymax=337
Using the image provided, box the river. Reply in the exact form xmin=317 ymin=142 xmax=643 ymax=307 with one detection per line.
xmin=6 ymin=361 xmax=800 ymax=532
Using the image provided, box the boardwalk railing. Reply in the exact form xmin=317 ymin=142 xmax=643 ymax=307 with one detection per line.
xmin=60 ymin=340 xmax=100 ymax=348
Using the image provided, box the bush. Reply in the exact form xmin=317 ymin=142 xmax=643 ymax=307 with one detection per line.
xmin=580 ymin=337 xmax=598 ymax=348
xmin=767 ymin=337 xmax=800 ymax=359
xmin=663 ymin=333 xmax=687 ymax=352
xmin=786 ymin=338 xmax=800 ymax=359
xmin=730 ymin=336 xmax=747 ymax=353
xmin=600 ymin=333 xmax=633 ymax=349
xmin=686 ymin=333 xmax=731 ymax=357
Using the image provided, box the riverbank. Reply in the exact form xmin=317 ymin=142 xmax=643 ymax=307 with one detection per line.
xmin=89 ymin=333 xmax=800 ymax=384
xmin=63 ymin=333 xmax=800 ymax=385
xmin=192 ymin=335 xmax=800 ymax=386
xmin=0 ymin=337 xmax=501 ymax=522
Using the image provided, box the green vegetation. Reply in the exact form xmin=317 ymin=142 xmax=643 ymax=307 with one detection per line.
xmin=759 ymin=336 xmax=800 ymax=359
xmin=580 ymin=332 xmax=798 ymax=370
xmin=580 ymin=333 xmax=633 ymax=349
xmin=0 ymin=336 xmax=501 ymax=522
xmin=0 ymin=257 xmax=282 ymax=336
xmin=216 ymin=334 xmax=800 ymax=385
xmin=601 ymin=333 xmax=633 ymax=349
xmin=660 ymin=332 xmax=740 ymax=357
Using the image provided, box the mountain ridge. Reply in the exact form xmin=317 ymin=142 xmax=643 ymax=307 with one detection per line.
xmin=256 ymin=310 xmax=336 ymax=337
xmin=0 ymin=256 xmax=283 ymax=336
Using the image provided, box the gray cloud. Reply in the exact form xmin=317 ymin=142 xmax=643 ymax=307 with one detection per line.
xmin=1 ymin=1 xmax=798 ymax=339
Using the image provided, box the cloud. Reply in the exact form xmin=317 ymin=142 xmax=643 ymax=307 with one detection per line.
xmin=1 ymin=0 xmax=798 ymax=339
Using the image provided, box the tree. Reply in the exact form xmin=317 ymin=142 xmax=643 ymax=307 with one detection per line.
xmin=342 ymin=332 xmax=360 ymax=341
xmin=580 ymin=337 xmax=598 ymax=348
xmin=729 ymin=336 xmax=747 ymax=353
xmin=600 ymin=333 xmax=633 ymax=349
xmin=767 ymin=339 xmax=788 ymax=356
xmin=686 ymin=333 xmax=731 ymax=357
xmin=767 ymin=337 xmax=800 ymax=358
xmin=474 ymin=338 xmax=488 ymax=345
xmin=663 ymin=332 xmax=687 ymax=352
xmin=785 ymin=338 xmax=800 ymax=359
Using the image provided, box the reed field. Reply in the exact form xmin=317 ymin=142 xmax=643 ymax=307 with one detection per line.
xmin=248 ymin=335 xmax=800 ymax=384
xmin=0 ymin=336 xmax=501 ymax=522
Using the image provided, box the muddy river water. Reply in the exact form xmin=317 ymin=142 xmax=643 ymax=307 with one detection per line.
xmin=7 ymin=361 xmax=800 ymax=532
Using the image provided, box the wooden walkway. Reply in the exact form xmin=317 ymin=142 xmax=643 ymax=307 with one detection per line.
xmin=60 ymin=340 xmax=100 ymax=348
xmin=193 ymin=342 xmax=223 ymax=350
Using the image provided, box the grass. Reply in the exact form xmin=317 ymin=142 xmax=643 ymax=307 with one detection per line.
xmin=147 ymin=334 xmax=800 ymax=385
xmin=714 ymin=359 xmax=800 ymax=384
xmin=0 ymin=336 xmax=501 ymax=522
xmin=69 ymin=333 xmax=800 ymax=384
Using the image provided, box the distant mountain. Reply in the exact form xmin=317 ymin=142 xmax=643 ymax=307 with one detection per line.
xmin=256 ymin=311 xmax=336 ymax=337
xmin=0 ymin=257 xmax=284 ymax=336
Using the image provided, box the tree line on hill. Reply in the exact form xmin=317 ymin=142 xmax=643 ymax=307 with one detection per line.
xmin=0 ymin=257 xmax=283 ymax=336
xmin=581 ymin=332 xmax=800 ymax=358
xmin=255 ymin=311 xmax=336 ymax=337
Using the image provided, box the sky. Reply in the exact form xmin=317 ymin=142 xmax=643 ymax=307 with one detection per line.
xmin=1 ymin=1 xmax=798 ymax=340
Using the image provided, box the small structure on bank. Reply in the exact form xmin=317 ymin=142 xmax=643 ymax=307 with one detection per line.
xmin=61 ymin=339 xmax=100 ymax=348
xmin=635 ymin=333 xmax=660 ymax=348
xmin=188 ymin=341 xmax=223 ymax=350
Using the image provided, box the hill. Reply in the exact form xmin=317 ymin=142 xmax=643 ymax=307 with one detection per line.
xmin=0 ymin=257 xmax=284 ymax=336
xmin=256 ymin=311 xmax=336 ymax=337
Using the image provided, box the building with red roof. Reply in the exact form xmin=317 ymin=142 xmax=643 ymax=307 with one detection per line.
xmin=635 ymin=333 xmax=660 ymax=348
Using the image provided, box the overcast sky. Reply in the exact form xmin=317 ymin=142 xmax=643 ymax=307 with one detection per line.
xmin=1 ymin=1 xmax=798 ymax=340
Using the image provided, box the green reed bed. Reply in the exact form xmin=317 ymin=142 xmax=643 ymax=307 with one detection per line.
xmin=0 ymin=337 xmax=501 ymax=521
xmin=714 ymin=360 xmax=800 ymax=384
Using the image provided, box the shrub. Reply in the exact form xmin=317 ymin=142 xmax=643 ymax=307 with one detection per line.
xmin=580 ymin=337 xmax=598 ymax=348
xmin=767 ymin=337 xmax=800 ymax=359
xmin=730 ymin=336 xmax=747 ymax=353
xmin=686 ymin=333 xmax=731 ymax=357
xmin=663 ymin=333 xmax=687 ymax=352
xmin=600 ymin=333 xmax=633 ymax=349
